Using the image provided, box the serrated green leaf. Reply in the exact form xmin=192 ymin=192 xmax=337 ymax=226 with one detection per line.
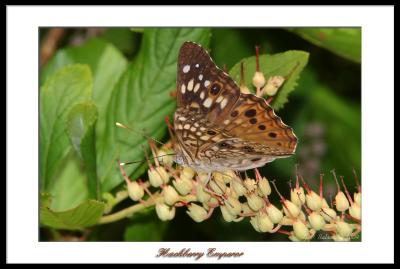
xmin=40 ymin=199 xmax=105 ymax=230
xmin=67 ymin=102 xmax=99 ymax=199
xmin=97 ymin=28 xmax=211 ymax=192
xmin=288 ymin=28 xmax=361 ymax=63
xmin=40 ymin=64 xmax=93 ymax=190
xmin=229 ymin=50 xmax=309 ymax=110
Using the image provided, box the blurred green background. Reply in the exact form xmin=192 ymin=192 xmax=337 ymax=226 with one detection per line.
xmin=39 ymin=27 xmax=361 ymax=241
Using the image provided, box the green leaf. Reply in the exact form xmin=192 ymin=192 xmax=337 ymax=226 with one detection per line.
xmin=40 ymin=38 xmax=128 ymax=150
xmin=40 ymin=198 xmax=105 ymax=230
xmin=288 ymin=28 xmax=361 ymax=63
xmin=101 ymin=28 xmax=139 ymax=56
xmin=97 ymin=28 xmax=211 ymax=192
xmin=229 ymin=50 xmax=309 ymax=110
xmin=40 ymin=64 xmax=93 ymax=190
xmin=124 ymin=218 xmax=167 ymax=241
xmin=67 ymin=102 xmax=99 ymax=199
xmin=47 ymin=151 xmax=88 ymax=211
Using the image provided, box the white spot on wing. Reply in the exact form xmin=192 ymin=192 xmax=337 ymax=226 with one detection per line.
xmin=204 ymin=80 xmax=210 ymax=87
xmin=181 ymin=84 xmax=186 ymax=94
xmin=193 ymin=83 xmax=200 ymax=93
xmin=183 ymin=65 xmax=190 ymax=73
xmin=200 ymin=91 xmax=205 ymax=99
xmin=216 ymin=96 xmax=223 ymax=103
xmin=220 ymin=98 xmax=228 ymax=109
xmin=198 ymin=74 xmax=203 ymax=81
xmin=195 ymin=64 xmax=199 ymax=68
xmin=203 ymin=97 xmax=213 ymax=108
xmin=187 ymin=79 xmax=194 ymax=91
xmin=184 ymin=124 xmax=190 ymax=130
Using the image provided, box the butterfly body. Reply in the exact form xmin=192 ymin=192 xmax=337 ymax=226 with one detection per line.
xmin=173 ymin=42 xmax=297 ymax=172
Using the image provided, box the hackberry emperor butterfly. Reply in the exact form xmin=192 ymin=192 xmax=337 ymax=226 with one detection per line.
xmin=173 ymin=42 xmax=297 ymax=173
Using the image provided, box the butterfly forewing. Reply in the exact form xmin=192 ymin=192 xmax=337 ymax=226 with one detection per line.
xmin=174 ymin=41 xmax=297 ymax=171
xmin=177 ymin=41 xmax=240 ymax=123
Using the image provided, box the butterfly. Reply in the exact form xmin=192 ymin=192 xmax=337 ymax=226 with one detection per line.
xmin=172 ymin=41 xmax=297 ymax=173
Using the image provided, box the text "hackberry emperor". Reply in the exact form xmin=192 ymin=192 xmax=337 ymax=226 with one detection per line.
xmin=173 ymin=42 xmax=297 ymax=173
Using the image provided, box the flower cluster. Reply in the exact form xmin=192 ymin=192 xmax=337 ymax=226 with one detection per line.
xmin=110 ymin=47 xmax=361 ymax=241
xmin=118 ymin=139 xmax=361 ymax=242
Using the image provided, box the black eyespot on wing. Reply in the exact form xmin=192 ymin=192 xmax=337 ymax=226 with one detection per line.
xmin=210 ymin=83 xmax=221 ymax=95
xmin=269 ymin=132 xmax=277 ymax=138
xmin=258 ymin=124 xmax=266 ymax=130
xmin=249 ymin=118 xmax=257 ymax=124
xmin=245 ymin=109 xmax=256 ymax=118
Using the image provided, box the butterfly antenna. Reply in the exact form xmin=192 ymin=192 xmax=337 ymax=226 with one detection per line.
xmin=115 ymin=122 xmax=165 ymax=146
xmin=120 ymin=153 xmax=177 ymax=166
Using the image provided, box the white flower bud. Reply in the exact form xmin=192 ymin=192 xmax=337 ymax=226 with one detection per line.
xmin=225 ymin=196 xmax=242 ymax=216
xmin=283 ymin=200 xmax=300 ymax=218
xmin=299 ymin=211 xmax=307 ymax=221
xmin=306 ymin=191 xmax=323 ymax=211
xmin=157 ymin=149 xmax=174 ymax=167
xmin=250 ymin=216 xmax=261 ymax=232
xmin=197 ymin=172 xmax=210 ymax=184
xmin=308 ymin=212 xmax=325 ymax=231
xmin=126 ymin=181 xmax=144 ymax=201
xmin=354 ymin=192 xmax=361 ymax=206
xmin=335 ymin=191 xmax=349 ymax=212
xmin=290 ymin=187 xmax=305 ymax=206
xmin=252 ymin=71 xmax=266 ymax=88
xmin=156 ymin=166 xmax=170 ymax=184
xmin=195 ymin=184 xmax=211 ymax=203
xmin=209 ymin=176 xmax=227 ymax=195
xmin=263 ymin=76 xmax=285 ymax=96
xmin=148 ymin=168 xmax=163 ymax=187
xmin=221 ymin=170 xmax=236 ymax=183
xmin=155 ymin=203 xmax=175 ymax=221
xmin=321 ymin=198 xmax=330 ymax=208
xmin=181 ymin=167 xmax=195 ymax=181
xmin=258 ymin=177 xmax=271 ymax=196
xmin=172 ymin=176 xmax=193 ymax=196
xmin=246 ymin=193 xmax=264 ymax=211
xmin=257 ymin=212 xmax=274 ymax=233
xmin=289 ymin=233 xmax=301 ymax=241
xmin=266 ymin=204 xmax=283 ymax=224
xmin=349 ymin=203 xmax=361 ymax=220
xmin=335 ymin=220 xmax=354 ymax=238
xmin=293 ymin=219 xmax=309 ymax=240
xmin=186 ymin=203 xmax=208 ymax=223
xmin=241 ymin=202 xmax=254 ymax=215
xmin=231 ymin=178 xmax=247 ymax=196
xmin=243 ymin=178 xmax=257 ymax=192
xmin=281 ymin=216 xmax=293 ymax=226
xmin=320 ymin=207 xmax=337 ymax=222
xmin=240 ymin=85 xmax=251 ymax=94
xmin=163 ymin=185 xmax=180 ymax=206
xmin=220 ymin=205 xmax=235 ymax=222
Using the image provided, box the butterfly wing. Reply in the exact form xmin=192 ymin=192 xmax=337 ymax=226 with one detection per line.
xmin=176 ymin=41 xmax=240 ymax=124
xmin=175 ymin=41 xmax=297 ymax=169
